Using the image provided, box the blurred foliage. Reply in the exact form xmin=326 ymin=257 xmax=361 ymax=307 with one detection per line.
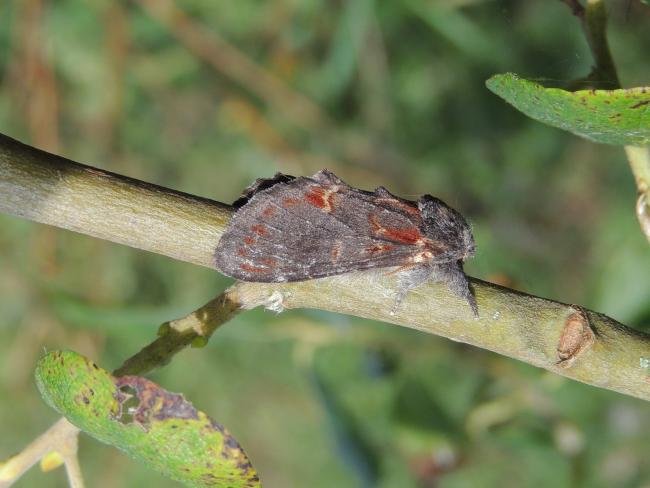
xmin=1 ymin=0 xmax=650 ymax=487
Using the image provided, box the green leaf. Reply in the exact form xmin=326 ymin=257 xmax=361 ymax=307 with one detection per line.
xmin=486 ymin=73 xmax=650 ymax=146
xmin=35 ymin=351 xmax=260 ymax=488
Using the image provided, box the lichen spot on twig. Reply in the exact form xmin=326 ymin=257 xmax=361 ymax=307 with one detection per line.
xmin=557 ymin=307 xmax=595 ymax=369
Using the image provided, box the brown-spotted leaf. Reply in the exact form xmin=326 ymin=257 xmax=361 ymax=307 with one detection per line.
xmin=35 ymin=350 xmax=260 ymax=487
xmin=486 ymin=73 xmax=650 ymax=146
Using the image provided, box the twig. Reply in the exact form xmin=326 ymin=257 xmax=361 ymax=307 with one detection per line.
xmin=0 ymin=132 xmax=231 ymax=268
xmin=0 ymin=132 xmax=233 ymax=486
xmin=231 ymin=279 xmax=650 ymax=401
xmin=1 ymin=131 xmax=649 ymax=400
xmin=581 ymin=0 xmax=620 ymax=88
xmin=113 ymin=291 xmax=241 ymax=376
xmin=562 ymin=0 xmax=619 ymax=88
xmin=0 ymin=418 xmax=81 ymax=488
xmin=58 ymin=429 xmax=84 ymax=488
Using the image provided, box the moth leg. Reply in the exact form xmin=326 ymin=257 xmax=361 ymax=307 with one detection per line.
xmin=430 ymin=261 xmax=478 ymax=317
xmin=390 ymin=264 xmax=433 ymax=315
xmin=391 ymin=261 xmax=477 ymax=317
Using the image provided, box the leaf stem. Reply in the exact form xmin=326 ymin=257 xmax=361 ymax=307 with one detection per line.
xmin=581 ymin=0 xmax=620 ymax=88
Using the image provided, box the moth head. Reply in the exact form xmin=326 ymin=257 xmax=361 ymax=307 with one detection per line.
xmin=418 ymin=195 xmax=475 ymax=260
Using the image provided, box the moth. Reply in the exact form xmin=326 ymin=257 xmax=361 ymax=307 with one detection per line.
xmin=214 ymin=170 xmax=477 ymax=315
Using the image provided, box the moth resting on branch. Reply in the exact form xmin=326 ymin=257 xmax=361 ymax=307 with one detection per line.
xmin=214 ymin=170 xmax=477 ymax=315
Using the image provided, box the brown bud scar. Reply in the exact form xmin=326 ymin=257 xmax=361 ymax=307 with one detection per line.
xmin=556 ymin=307 xmax=595 ymax=369
xmin=282 ymin=197 xmax=300 ymax=207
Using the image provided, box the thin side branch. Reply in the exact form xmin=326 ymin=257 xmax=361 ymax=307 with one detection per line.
xmin=581 ymin=0 xmax=620 ymax=88
xmin=0 ymin=418 xmax=81 ymax=488
xmin=59 ymin=430 xmax=84 ymax=488
xmin=562 ymin=0 xmax=619 ymax=88
xmin=1 ymin=132 xmax=649 ymax=400
xmin=113 ymin=291 xmax=241 ymax=377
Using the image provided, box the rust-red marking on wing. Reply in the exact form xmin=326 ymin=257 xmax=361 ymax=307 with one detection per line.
xmin=331 ymin=241 xmax=343 ymax=261
xmin=262 ymin=206 xmax=277 ymax=218
xmin=383 ymin=227 xmax=421 ymax=244
xmin=239 ymin=263 xmax=267 ymax=273
xmin=259 ymin=257 xmax=277 ymax=267
xmin=305 ymin=186 xmax=326 ymax=208
xmin=369 ymin=214 xmax=422 ymax=244
xmin=369 ymin=214 xmax=383 ymax=233
xmin=243 ymin=236 xmax=256 ymax=245
xmin=282 ymin=197 xmax=300 ymax=207
xmin=251 ymin=224 xmax=268 ymax=236
xmin=305 ymin=185 xmax=337 ymax=212
xmin=377 ymin=197 xmax=420 ymax=216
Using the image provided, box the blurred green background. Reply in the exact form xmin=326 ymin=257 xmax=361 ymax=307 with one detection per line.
xmin=1 ymin=1 xmax=650 ymax=487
